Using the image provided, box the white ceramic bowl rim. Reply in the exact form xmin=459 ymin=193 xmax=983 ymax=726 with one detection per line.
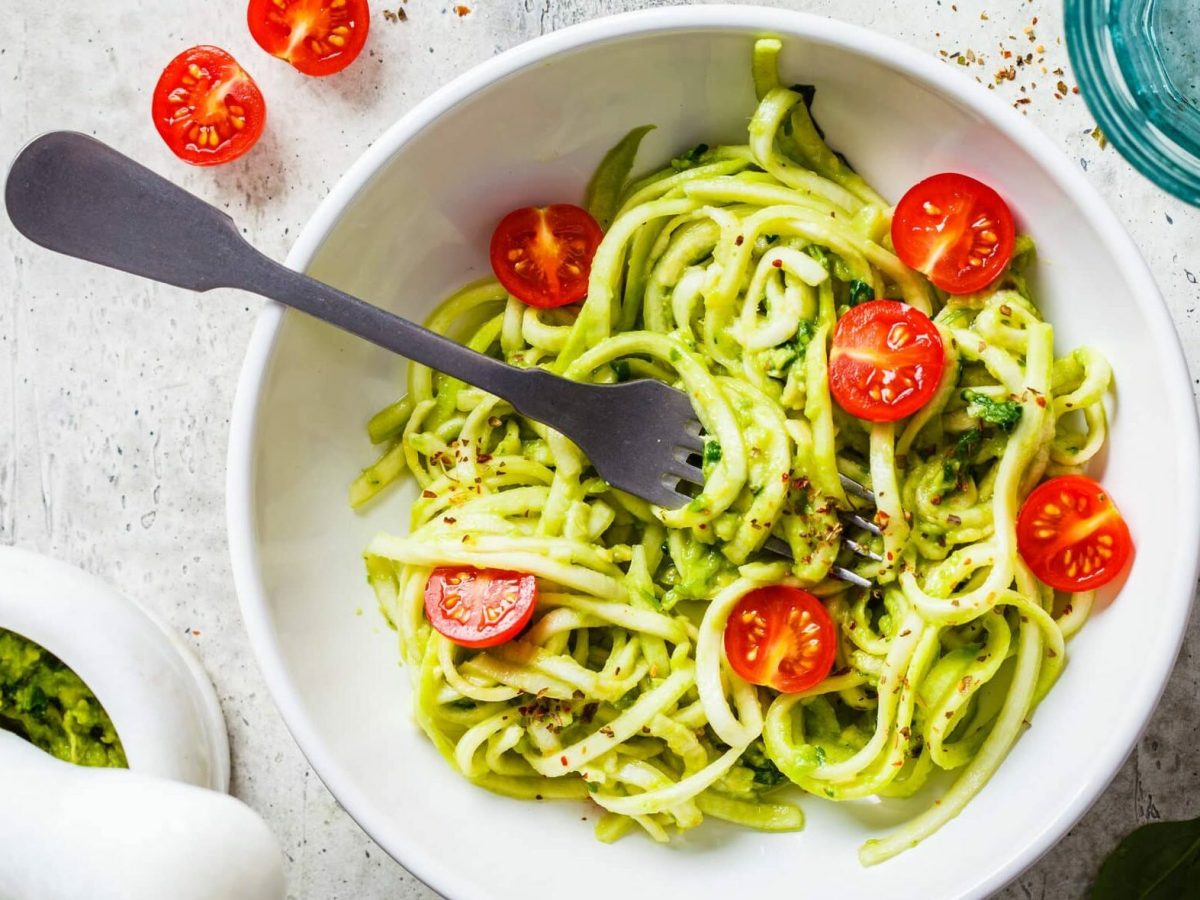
xmin=227 ymin=6 xmax=1200 ymax=898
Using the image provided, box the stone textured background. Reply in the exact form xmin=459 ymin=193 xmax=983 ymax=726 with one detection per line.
xmin=2 ymin=1 xmax=1197 ymax=897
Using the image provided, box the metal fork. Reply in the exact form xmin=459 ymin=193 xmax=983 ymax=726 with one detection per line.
xmin=4 ymin=132 xmax=879 ymax=587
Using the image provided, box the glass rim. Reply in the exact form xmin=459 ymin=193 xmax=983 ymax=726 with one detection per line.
xmin=1065 ymin=0 xmax=1200 ymax=204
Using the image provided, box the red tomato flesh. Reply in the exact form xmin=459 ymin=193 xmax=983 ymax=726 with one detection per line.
xmin=891 ymin=173 xmax=1016 ymax=294
xmin=829 ymin=300 xmax=945 ymax=422
xmin=151 ymin=46 xmax=265 ymax=166
xmin=489 ymin=204 xmax=603 ymax=308
xmin=1017 ymin=475 xmax=1132 ymax=592
xmin=247 ymin=0 xmax=370 ymax=77
xmin=424 ymin=567 xmax=538 ymax=649
xmin=723 ymin=586 xmax=836 ymax=693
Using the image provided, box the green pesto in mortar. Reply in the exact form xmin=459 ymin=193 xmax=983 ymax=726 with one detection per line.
xmin=0 ymin=628 xmax=127 ymax=767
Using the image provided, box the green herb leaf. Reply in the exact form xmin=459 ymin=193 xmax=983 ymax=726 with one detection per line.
xmin=943 ymin=428 xmax=982 ymax=484
xmin=1092 ymin=816 xmax=1200 ymax=900
xmin=848 ymin=279 xmax=874 ymax=306
xmin=963 ymin=390 xmax=1023 ymax=433
xmin=703 ymin=440 xmax=722 ymax=466
xmin=585 ymin=125 xmax=655 ymax=230
xmin=739 ymin=744 xmax=789 ymax=789
xmin=24 ymin=685 xmax=49 ymax=718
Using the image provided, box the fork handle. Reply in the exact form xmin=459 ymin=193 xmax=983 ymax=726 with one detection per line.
xmin=4 ymin=132 xmax=561 ymax=419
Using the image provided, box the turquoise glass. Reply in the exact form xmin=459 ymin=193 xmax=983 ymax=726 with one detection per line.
xmin=1066 ymin=0 xmax=1200 ymax=204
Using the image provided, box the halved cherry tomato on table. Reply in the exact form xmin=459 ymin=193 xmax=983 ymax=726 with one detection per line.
xmin=891 ymin=173 xmax=1016 ymax=294
xmin=424 ymin=567 xmax=538 ymax=648
xmin=489 ymin=204 xmax=604 ymax=308
xmin=1016 ymin=475 xmax=1133 ymax=592
xmin=248 ymin=0 xmax=370 ymax=77
xmin=723 ymin=586 xmax=836 ymax=693
xmin=151 ymin=46 xmax=266 ymax=166
xmin=828 ymin=300 xmax=945 ymax=422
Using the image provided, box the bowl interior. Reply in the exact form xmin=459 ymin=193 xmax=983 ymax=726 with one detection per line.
xmin=237 ymin=14 xmax=1197 ymax=900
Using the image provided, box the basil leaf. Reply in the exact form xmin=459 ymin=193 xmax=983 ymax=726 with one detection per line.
xmin=1092 ymin=816 xmax=1200 ymax=900
xmin=585 ymin=125 xmax=655 ymax=230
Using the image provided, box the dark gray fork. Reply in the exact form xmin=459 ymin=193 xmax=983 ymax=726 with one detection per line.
xmin=4 ymin=132 xmax=877 ymax=587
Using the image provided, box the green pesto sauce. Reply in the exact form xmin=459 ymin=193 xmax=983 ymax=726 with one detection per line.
xmin=0 ymin=628 xmax=127 ymax=768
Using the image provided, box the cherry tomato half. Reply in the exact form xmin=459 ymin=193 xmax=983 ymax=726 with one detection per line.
xmin=424 ymin=567 xmax=538 ymax=649
xmin=247 ymin=0 xmax=370 ymax=77
xmin=151 ymin=46 xmax=266 ymax=166
xmin=723 ymin=586 xmax=836 ymax=693
xmin=489 ymin=204 xmax=603 ymax=309
xmin=891 ymin=173 xmax=1016 ymax=294
xmin=1017 ymin=475 xmax=1133 ymax=592
xmin=829 ymin=300 xmax=945 ymax=422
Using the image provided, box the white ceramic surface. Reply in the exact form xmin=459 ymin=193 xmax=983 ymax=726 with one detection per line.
xmin=227 ymin=7 xmax=1200 ymax=899
xmin=0 ymin=545 xmax=229 ymax=790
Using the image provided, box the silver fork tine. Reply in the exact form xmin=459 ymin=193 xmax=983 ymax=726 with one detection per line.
xmin=840 ymin=473 xmax=876 ymax=504
xmin=762 ymin=536 xmax=874 ymax=589
xmin=840 ymin=511 xmax=882 ymax=536
xmin=676 ymin=422 xmax=706 ymax=453
xmin=842 ymin=538 xmax=883 ymax=562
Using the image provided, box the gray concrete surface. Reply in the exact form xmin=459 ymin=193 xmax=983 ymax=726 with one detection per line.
xmin=2 ymin=1 xmax=1197 ymax=897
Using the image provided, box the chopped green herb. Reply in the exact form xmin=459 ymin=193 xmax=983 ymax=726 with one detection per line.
xmin=943 ymin=428 xmax=982 ymax=484
xmin=848 ymin=279 xmax=874 ymax=306
xmin=23 ymin=684 xmax=48 ymax=718
xmin=740 ymin=744 xmax=788 ymax=789
xmin=670 ymin=143 xmax=709 ymax=171
xmin=963 ymin=390 xmax=1023 ymax=432
xmin=703 ymin=440 xmax=722 ymax=466
xmin=805 ymin=244 xmax=830 ymax=269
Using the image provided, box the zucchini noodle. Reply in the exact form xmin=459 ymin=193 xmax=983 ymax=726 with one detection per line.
xmin=354 ymin=38 xmax=1112 ymax=862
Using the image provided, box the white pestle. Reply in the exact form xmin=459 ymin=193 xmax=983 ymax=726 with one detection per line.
xmin=0 ymin=731 xmax=286 ymax=899
xmin=0 ymin=547 xmax=284 ymax=897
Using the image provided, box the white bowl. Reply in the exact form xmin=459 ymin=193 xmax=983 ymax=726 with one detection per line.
xmin=227 ymin=7 xmax=1200 ymax=898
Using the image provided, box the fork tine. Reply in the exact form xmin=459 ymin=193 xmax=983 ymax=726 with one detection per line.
xmin=644 ymin=480 xmax=692 ymax=509
xmin=840 ymin=473 xmax=876 ymax=504
xmin=666 ymin=460 xmax=705 ymax=486
xmin=829 ymin=566 xmax=872 ymax=589
xmin=764 ymin=536 xmax=873 ymax=588
xmin=675 ymin=421 xmax=706 ymax=453
xmin=843 ymin=538 xmax=883 ymax=562
xmin=839 ymin=511 xmax=882 ymax=536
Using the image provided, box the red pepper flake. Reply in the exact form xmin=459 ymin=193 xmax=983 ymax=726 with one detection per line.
xmin=771 ymin=258 xmax=783 ymax=268
xmin=560 ymin=755 xmax=568 ymax=766
xmin=454 ymin=4 xmax=471 ymax=15
xmin=735 ymin=234 xmax=744 ymax=246
xmin=421 ymin=489 xmax=437 ymax=498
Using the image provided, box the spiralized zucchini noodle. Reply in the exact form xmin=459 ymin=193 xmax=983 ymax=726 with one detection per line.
xmin=355 ymin=39 xmax=1112 ymax=862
